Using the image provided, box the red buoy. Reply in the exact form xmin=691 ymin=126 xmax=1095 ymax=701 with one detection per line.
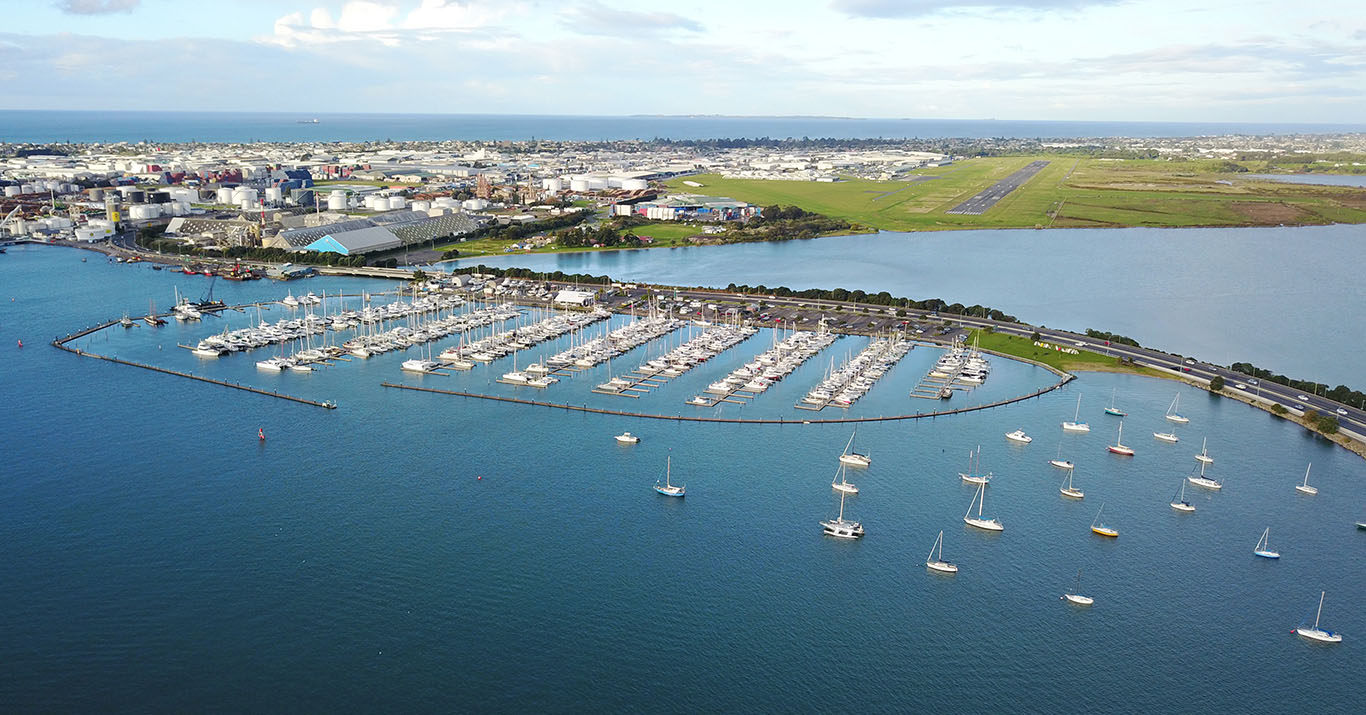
xmin=477 ymin=475 xmax=482 ymax=480
xmin=16 ymin=339 xmax=22 ymax=348
xmin=258 ymin=428 xmax=265 ymax=441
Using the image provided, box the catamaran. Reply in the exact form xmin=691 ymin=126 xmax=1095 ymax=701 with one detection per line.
xmin=1049 ymin=442 xmax=1074 ymax=470
xmin=1005 ymin=429 xmax=1032 ymax=444
xmin=1187 ymin=460 xmax=1222 ymax=490
xmin=1295 ymin=463 xmax=1317 ymax=495
xmin=926 ymin=530 xmax=958 ymax=573
xmin=1294 ymin=591 xmax=1342 ymax=643
xmin=1254 ymin=527 xmax=1280 ymax=559
xmin=1062 ymin=569 xmax=1094 ymax=605
xmin=1195 ymin=437 xmax=1214 ymax=465
xmin=821 ymin=488 xmax=863 ymax=539
xmin=1104 ymin=388 xmax=1126 ymax=416
xmin=831 ymin=461 xmax=859 ymax=494
xmin=1091 ymin=503 xmax=1119 ymax=537
xmin=1061 ymin=393 xmax=1090 ymax=432
xmin=838 ymin=431 xmax=871 ymax=467
xmin=1107 ymin=421 xmax=1134 ymax=456
xmin=963 ymin=482 xmax=1003 ymax=531
xmin=959 ymin=446 xmax=992 ymax=484
xmin=653 ymin=456 xmax=685 ymax=497
xmin=1060 ymin=468 xmax=1084 ymax=499
xmin=1170 ymin=480 xmax=1195 ymax=512
xmin=1165 ymin=393 xmax=1190 ymax=424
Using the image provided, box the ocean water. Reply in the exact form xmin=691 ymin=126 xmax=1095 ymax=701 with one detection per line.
xmin=3 ymin=111 xmax=1365 ymax=144
xmin=462 ymin=224 xmax=1366 ymax=388
xmin=2 ymin=245 xmax=1363 ymax=712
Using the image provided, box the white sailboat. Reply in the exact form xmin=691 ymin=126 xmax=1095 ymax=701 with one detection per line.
xmin=1294 ymin=591 xmax=1343 ymax=643
xmin=1107 ymin=420 xmax=1134 ymax=456
xmin=1049 ymin=442 xmax=1074 ymax=470
xmin=1062 ymin=569 xmax=1094 ymax=605
xmin=926 ymin=530 xmax=958 ymax=573
xmin=1187 ymin=460 xmax=1222 ymax=490
xmin=1195 ymin=437 xmax=1214 ymax=465
xmin=831 ymin=462 xmax=859 ymax=494
xmin=1165 ymin=393 xmax=1190 ymax=423
xmin=1254 ymin=527 xmax=1280 ymax=559
xmin=821 ymin=488 xmax=863 ymax=539
xmin=963 ymin=482 xmax=1003 ymax=531
xmin=1170 ymin=480 xmax=1195 ymax=512
xmin=653 ymin=456 xmax=685 ymax=497
xmin=1059 ymin=468 xmax=1084 ymax=499
xmin=1061 ymin=393 xmax=1090 ymax=432
xmin=1153 ymin=429 xmax=1179 ymax=443
xmin=1295 ymin=463 xmax=1318 ymax=495
xmin=959 ymin=446 xmax=992 ymax=484
xmin=838 ymin=431 xmax=871 ymax=467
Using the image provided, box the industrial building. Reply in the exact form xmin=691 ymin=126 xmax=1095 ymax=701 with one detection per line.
xmin=613 ymin=194 xmax=758 ymax=222
xmin=270 ymin=210 xmax=482 ymax=256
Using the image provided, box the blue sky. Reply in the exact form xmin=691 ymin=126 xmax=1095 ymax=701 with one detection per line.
xmin=2 ymin=0 xmax=1362 ymax=122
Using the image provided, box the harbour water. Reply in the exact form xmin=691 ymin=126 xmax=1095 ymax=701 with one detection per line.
xmin=463 ymin=224 xmax=1366 ymax=388
xmin=2 ymin=245 xmax=1363 ymax=712
xmin=3 ymin=110 xmax=1365 ymax=144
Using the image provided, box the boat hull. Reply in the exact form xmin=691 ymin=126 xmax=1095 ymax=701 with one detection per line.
xmin=964 ymin=517 xmax=1003 ymax=532
xmin=1107 ymin=446 xmax=1134 ymax=456
xmin=926 ymin=561 xmax=958 ymax=574
xmin=1063 ymin=594 xmax=1094 ymax=606
xmin=1295 ymin=485 xmax=1318 ymax=495
xmin=1091 ymin=527 xmax=1119 ymax=537
xmin=1050 ymin=460 xmax=1074 ymax=469
xmin=1061 ymin=488 xmax=1085 ymax=499
xmin=1295 ymin=628 xmax=1342 ymax=643
xmin=1254 ymin=550 xmax=1280 ymax=559
xmin=1170 ymin=502 xmax=1195 ymax=512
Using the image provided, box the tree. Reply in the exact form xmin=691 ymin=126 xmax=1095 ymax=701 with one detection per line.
xmin=1030 ymin=331 xmax=1041 ymax=342
xmin=1209 ymin=375 xmax=1225 ymax=391
xmin=1271 ymin=404 xmax=1288 ymax=415
xmin=1316 ymin=415 xmax=1340 ymax=435
xmin=410 ymin=269 xmax=428 ymax=283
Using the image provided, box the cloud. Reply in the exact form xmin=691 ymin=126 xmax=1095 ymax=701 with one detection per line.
xmin=54 ymin=0 xmax=139 ymax=14
xmin=558 ymin=2 xmax=703 ymax=35
xmin=263 ymin=1 xmax=512 ymax=47
xmin=830 ymin=0 xmax=1121 ymax=18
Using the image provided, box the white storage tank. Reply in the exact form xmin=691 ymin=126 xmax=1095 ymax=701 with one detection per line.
xmin=622 ymin=179 xmax=649 ymax=191
xmin=411 ymin=200 xmax=431 ymax=212
xmin=3 ymin=186 xmax=18 ymax=197
xmin=542 ymin=178 xmax=563 ymax=192
xmin=265 ymin=187 xmax=283 ymax=203
xmin=216 ymin=187 xmax=235 ymax=204
xmin=363 ymin=195 xmax=382 ymax=210
xmin=21 ymin=183 xmax=36 ymax=194
xmin=434 ymin=197 xmax=459 ymax=209
xmin=587 ymin=177 xmax=609 ymax=190
xmin=232 ymin=187 xmax=258 ymax=205
xmin=569 ymin=179 xmax=590 ymax=192
xmin=388 ymin=196 xmax=406 ymax=210
xmin=327 ymin=193 xmax=348 ymax=211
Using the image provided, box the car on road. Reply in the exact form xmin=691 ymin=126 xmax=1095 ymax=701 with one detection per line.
xmin=1184 ymin=358 xmax=1196 ymax=365
xmin=1074 ymin=341 xmax=1086 ymax=347
xmin=1297 ymin=394 xmax=1310 ymax=401
xmin=1293 ymin=403 xmax=1305 ymax=410
xmin=1247 ymin=379 xmax=1259 ymax=386
xmin=1337 ymin=408 xmax=1349 ymax=416
xmin=1235 ymin=383 xmax=1247 ymax=390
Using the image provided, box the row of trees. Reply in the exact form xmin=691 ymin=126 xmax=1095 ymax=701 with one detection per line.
xmin=1231 ymin=362 xmax=1363 ymax=408
xmin=451 ymin=264 xmax=614 ymax=286
xmin=1084 ymin=329 xmax=1142 ymax=347
xmin=720 ymin=282 xmax=1019 ymax=322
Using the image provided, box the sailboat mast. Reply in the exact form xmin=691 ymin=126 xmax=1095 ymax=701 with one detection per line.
xmin=1316 ymin=591 xmax=1325 ymax=629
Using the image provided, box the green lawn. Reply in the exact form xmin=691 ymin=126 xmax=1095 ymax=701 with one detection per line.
xmin=666 ymin=156 xmax=1366 ymax=232
xmin=967 ymin=329 xmax=1152 ymax=374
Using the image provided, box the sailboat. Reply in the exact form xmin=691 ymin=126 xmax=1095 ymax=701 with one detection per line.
xmin=1165 ymin=393 xmax=1190 ymax=424
xmin=1170 ymin=480 xmax=1195 ymax=512
xmin=959 ymin=446 xmax=992 ymax=484
xmin=1059 ymin=468 xmax=1084 ymax=499
xmin=838 ymin=431 xmax=871 ymax=467
xmin=831 ymin=462 xmax=859 ymax=494
xmin=1293 ymin=591 xmax=1342 ymax=643
xmin=1091 ymin=503 xmax=1119 ymax=537
xmin=1254 ymin=527 xmax=1280 ymax=559
xmin=1187 ymin=460 xmax=1222 ymax=490
xmin=925 ymin=530 xmax=958 ymax=573
xmin=1049 ymin=442 xmax=1074 ymax=469
xmin=143 ymin=300 xmax=166 ymax=326
xmin=1153 ymin=429 xmax=1179 ymax=443
xmin=653 ymin=456 xmax=685 ymax=497
xmin=1107 ymin=421 xmax=1134 ymax=456
xmin=1104 ymin=388 xmax=1126 ymax=416
xmin=963 ymin=482 xmax=1003 ymax=531
xmin=1062 ymin=569 xmax=1094 ymax=605
xmin=1294 ymin=463 xmax=1318 ymax=495
xmin=1194 ymin=437 xmax=1214 ymax=465
xmin=820 ymin=488 xmax=863 ymax=539
xmin=1061 ymin=393 xmax=1090 ymax=432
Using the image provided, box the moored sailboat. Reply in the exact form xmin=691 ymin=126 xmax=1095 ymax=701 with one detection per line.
xmin=838 ymin=431 xmax=871 ymax=467
xmin=1293 ymin=592 xmax=1342 ymax=643
xmin=1091 ymin=503 xmax=1118 ymax=537
xmin=1062 ymin=569 xmax=1093 ymax=606
xmin=1165 ymin=393 xmax=1189 ymax=424
xmin=1254 ymin=527 xmax=1280 ymax=559
xmin=1107 ymin=421 xmax=1134 ymax=456
xmin=1294 ymin=463 xmax=1317 ymax=495
xmin=1104 ymin=388 xmax=1126 ymax=416
xmin=1059 ymin=468 xmax=1084 ymax=499
xmin=963 ymin=481 xmax=1003 ymax=532
xmin=821 ymin=488 xmax=863 ymax=538
xmin=653 ymin=456 xmax=685 ymax=497
xmin=1170 ymin=480 xmax=1195 ymax=512
xmin=926 ymin=530 xmax=957 ymax=573
xmin=1195 ymin=437 xmax=1214 ymax=464
xmin=1187 ymin=460 xmax=1222 ymax=490
xmin=1061 ymin=393 xmax=1090 ymax=432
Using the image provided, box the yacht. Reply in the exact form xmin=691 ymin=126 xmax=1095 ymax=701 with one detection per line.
xmin=402 ymin=358 xmax=440 ymax=373
xmin=821 ymin=489 xmax=863 ymax=539
xmin=1195 ymin=437 xmax=1214 ymax=465
xmin=1005 ymin=429 xmax=1032 ymax=444
xmin=959 ymin=446 xmax=992 ymax=485
xmin=1059 ymin=468 xmax=1084 ymax=499
xmin=1187 ymin=461 xmax=1222 ymax=490
xmin=255 ymin=356 xmax=291 ymax=371
xmin=615 ymin=432 xmax=640 ymax=444
xmin=1061 ymin=394 xmax=1090 ymax=432
xmin=963 ymin=482 xmax=1003 ymax=531
xmin=1294 ymin=463 xmax=1317 ymax=495
xmin=1170 ymin=481 xmax=1195 ymax=512
xmin=654 ymin=456 xmax=685 ymax=497
xmin=838 ymin=431 xmax=871 ymax=467
xmin=192 ymin=341 xmax=224 ymax=358
xmin=1154 ymin=431 xmax=1179 ymax=443
xmin=925 ymin=530 xmax=958 ymax=573
xmin=831 ymin=462 xmax=859 ymax=494
xmin=1090 ymin=503 xmax=1119 ymax=537
xmin=1165 ymin=393 xmax=1190 ymax=424
xmin=1293 ymin=592 xmax=1342 ymax=643
xmin=1062 ymin=570 xmax=1094 ymax=606
xmin=1106 ymin=421 xmax=1134 ymax=456
xmin=1253 ymin=527 xmax=1280 ymax=559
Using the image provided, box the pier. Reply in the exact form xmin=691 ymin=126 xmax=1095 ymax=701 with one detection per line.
xmin=382 ymin=373 xmax=1073 ymax=424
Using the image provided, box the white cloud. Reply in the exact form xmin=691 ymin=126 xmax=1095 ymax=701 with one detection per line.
xmin=54 ymin=0 xmax=140 ymax=14
xmin=263 ymin=1 xmax=513 ymax=47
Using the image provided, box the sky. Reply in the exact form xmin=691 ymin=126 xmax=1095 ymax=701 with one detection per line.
xmin=1 ymin=0 xmax=1362 ymax=122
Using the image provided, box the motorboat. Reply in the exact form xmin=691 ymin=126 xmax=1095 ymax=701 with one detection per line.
xmin=615 ymin=432 xmax=640 ymax=444
xmin=1005 ymin=429 xmax=1032 ymax=444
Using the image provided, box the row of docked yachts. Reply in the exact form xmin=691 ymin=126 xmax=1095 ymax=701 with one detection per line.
xmin=931 ymin=344 xmax=993 ymax=384
xmin=433 ymin=308 xmax=611 ymax=371
xmin=327 ymin=293 xmax=467 ymax=331
xmin=544 ymin=314 xmax=684 ymax=371
xmin=636 ymin=322 xmax=759 ymax=379
xmin=802 ymin=335 xmax=912 ymax=407
xmin=695 ymin=327 xmax=838 ymax=401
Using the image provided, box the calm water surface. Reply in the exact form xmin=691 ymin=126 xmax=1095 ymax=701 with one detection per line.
xmin=2 ymin=246 xmax=1362 ymax=712
xmin=463 ymin=224 xmax=1366 ymax=387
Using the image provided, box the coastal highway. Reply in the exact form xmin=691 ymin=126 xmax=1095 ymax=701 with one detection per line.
xmin=641 ymin=287 xmax=1366 ymax=437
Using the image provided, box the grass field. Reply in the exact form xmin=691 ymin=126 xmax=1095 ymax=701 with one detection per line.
xmin=666 ymin=156 xmax=1366 ymax=232
xmin=967 ymin=329 xmax=1161 ymax=376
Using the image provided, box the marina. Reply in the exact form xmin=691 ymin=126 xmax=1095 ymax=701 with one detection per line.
xmin=688 ymin=324 xmax=838 ymax=408
xmin=797 ymin=334 xmax=912 ymax=410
